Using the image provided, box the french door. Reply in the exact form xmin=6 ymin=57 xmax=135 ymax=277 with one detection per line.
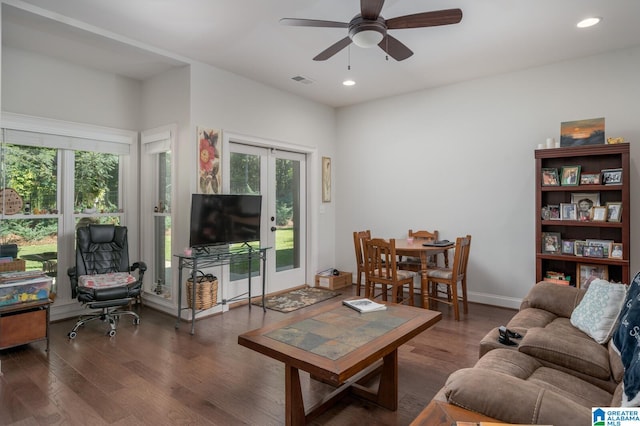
xmin=227 ymin=142 xmax=306 ymax=295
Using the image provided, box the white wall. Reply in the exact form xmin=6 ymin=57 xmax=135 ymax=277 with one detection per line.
xmin=2 ymin=46 xmax=142 ymax=130
xmin=335 ymin=46 xmax=640 ymax=308
xmin=189 ymin=63 xmax=337 ymax=290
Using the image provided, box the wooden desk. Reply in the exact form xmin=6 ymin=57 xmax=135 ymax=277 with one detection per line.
xmin=394 ymin=240 xmax=454 ymax=308
xmin=238 ymin=300 xmax=441 ymax=425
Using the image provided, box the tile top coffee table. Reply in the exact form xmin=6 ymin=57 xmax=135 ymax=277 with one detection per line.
xmin=238 ymin=299 xmax=442 ymax=425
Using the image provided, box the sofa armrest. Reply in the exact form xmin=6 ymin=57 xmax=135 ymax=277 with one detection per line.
xmin=520 ymin=281 xmax=585 ymax=318
xmin=443 ymin=368 xmax=590 ymax=426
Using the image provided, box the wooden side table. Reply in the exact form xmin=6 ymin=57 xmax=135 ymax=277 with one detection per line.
xmin=0 ymin=299 xmax=51 ymax=352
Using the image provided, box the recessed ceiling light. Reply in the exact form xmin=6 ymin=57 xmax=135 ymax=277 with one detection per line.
xmin=343 ymin=79 xmax=356 ymax=86
xmin=577 ymin=17 xmax=601 ymax=28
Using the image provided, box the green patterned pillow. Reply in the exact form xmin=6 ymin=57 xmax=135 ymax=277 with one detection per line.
xmin=570 ymin=279 xmax=627 ymax=344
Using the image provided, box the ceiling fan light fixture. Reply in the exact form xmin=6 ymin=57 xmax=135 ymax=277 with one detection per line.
xmin=352 ymin=29 xmax=384 ymax=48
xmin=577 ymin=17 xmax=601 ymax=28
xmin=342 ymin=79 xmax=356 ymax=86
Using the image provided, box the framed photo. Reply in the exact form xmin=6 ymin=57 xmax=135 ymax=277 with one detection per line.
xmin=580 ymin=173 xmax=601 ymax=185
xmin=560 ymin=165 xmax=581 ymax=186
xmin=547 ymin=205 xmax=561 ymax=220
xmin=583 ymin=245 xmax=604 ymax=258
xmin=560 ymin=203 xmax=577 ymax=220
xmin=576 ymin=263 xmax=609 ymax=289
xmin=322 ymin=156 xmax=331 ymax=202
xmin=561 ymin=240 xmax=575 ymax=255
xmin=602 ymin=168 xmax=623 ymax=185
xmin=571 ymin=192 xmax=599 ymax=221
xmin=574 ymin=240 xmax=587 ymax=256
xmin=590 ymin=206 xmax=607 ymax=222
xmin=586 ymin=239 xmax=613 ymax=257
xmin=542 ymin=232 xmax=561 ymax=254
xmin=606 ymin=202 xmax=622 ymax=222
xmin=541 ymin=168 xmax=560 ymax=186
xmin=561 ymin=117 xmax=605 ymax=147
xmin=610 ymin=243 xmax=623 ymax=259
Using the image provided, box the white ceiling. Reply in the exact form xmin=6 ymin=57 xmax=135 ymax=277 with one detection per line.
xmin=3 ymin=0 xmax=640 ymax=108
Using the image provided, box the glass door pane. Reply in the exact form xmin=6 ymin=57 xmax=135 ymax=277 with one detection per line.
xmin=275 ymin=158 xmax=300 ymax=272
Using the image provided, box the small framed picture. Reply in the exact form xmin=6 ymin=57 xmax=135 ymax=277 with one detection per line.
xmin=560 ymin=165 xmax=581 ymax=186
xmin=580 ymin=172 xmax=601 ymax=185
xmin=571 ymin=193 xmax=599 ymax=220
xmin=610 ymin=243 xmax=623 ymax=259
xmin=542 ymin=232 xmax=561 ymax=254
xmin=606 ymin=202 xmax=622 ymax=222
xmin=561 ymin=240 xmax=575 ymax=255
xmin=541 ymin=168 xmax=560 ymax=186
xmin=560 ymin=203 xmax=577 ymax=220
xmin=574 ymin=240 xmax=587 ymax=256
xmin=602 ymin=168 xmax=623 ymax=185
xmin=583 ymin=245 xmax=604 ymax=258
xmin=591 ymin=206 xmax=607 ymax=222
xmin=586 ymin=239 xmax=613 ymax=257
xmin=548 ymin=205 xmax=561 ymax=220
xmin=576 ymin=263 xmax=609 ymax=289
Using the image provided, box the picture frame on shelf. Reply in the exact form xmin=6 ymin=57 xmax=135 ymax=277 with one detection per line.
xmin=560 ymin=165 xmax=581 ymax=186
xmin=571 ymin=193 xmax=600 ymax=221
xmin=583 ymin=245 xmax=604 ymax=258
xmin=580 ymin=173 xmax=601 ymax=185
xmin=541 ymin=168 xmax=560 ymax=186
xmin=574 ymin=240 xmax=587 ymax=256
xmin=561 ymin=240 xmax=575 ymax=255
xmin=610 ymin=243 xmax=623 ymax=259
xmin=548 ymin=205 xmax=561 ymax=220
xmin=586 ymin=239 xmax=614 ymax=257
xmin=606 ymin=202 xmax=622 ymax=222
xmin=560 ymin=203 xmax=577 ymax=220
xmin=542 ymin=232 xmax=561 ymax=254
xmin=590 ymin=206 xmax=607 ymax=222
xmin=602 ymin=168 xmax=623 ymax=185
xmin=576 ymin=263 xmax=609 ymax=289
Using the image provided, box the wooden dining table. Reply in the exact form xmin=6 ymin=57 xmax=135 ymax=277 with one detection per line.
xmin=394 ymin=239 xmax=454 ymax=308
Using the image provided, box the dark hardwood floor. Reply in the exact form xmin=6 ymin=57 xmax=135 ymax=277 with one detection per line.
xmin=0 ymin=287 xmax=515 ymax=425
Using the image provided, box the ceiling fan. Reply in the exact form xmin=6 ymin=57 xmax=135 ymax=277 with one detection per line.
xmin=280 ymin=0 xmax=462 ymax=61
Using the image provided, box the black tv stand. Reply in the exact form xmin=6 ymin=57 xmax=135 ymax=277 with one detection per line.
xmin=174 ymin=245 xmax=269 ymax=335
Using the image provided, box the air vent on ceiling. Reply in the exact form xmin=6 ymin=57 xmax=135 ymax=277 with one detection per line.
xmin=291 ymin=75 xmax=314 ymax=85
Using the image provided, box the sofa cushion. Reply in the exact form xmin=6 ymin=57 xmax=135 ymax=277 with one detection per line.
xmin=570 ymin=279 xmax=627 ymax=344
xmin=520 ymin=281 xmax=585 ymax=318
xmin=518 ymin=326 xmax=611 ymax=380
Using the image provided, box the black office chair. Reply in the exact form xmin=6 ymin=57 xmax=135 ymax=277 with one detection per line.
xmin=67 ymin=224 xmax=146 ymax=338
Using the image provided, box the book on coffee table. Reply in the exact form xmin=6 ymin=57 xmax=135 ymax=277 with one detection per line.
xmin=343 ymin=298 xmax=387 ymax=313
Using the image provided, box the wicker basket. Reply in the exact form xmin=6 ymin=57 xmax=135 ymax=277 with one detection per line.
xmin=186 ymin=273 xmax=218 ymax=310
xmin=0 ymin=259 xmax=26 ymax=273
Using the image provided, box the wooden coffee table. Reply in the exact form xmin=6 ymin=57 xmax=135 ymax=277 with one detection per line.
xmin=238 ymin=299 xmax=441 ymax=425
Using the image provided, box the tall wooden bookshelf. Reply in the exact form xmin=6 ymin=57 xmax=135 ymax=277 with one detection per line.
xmin=535 ymin=143 xmax=630 ymax=286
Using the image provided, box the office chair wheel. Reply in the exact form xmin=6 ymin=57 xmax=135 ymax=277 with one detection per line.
xmin=68 ymin=331 xmax=77 ymax=339
xmin=108 ymin=329 xmax=117 ymax=337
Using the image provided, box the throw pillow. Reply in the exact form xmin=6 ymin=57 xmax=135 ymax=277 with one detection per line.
xmin=622 ymin=344 xmax=640 ymax=406
xmin=613 ymin=271 xmax=640 ymax=359
xmin=570 ymin=279 xmax=627 ymax=344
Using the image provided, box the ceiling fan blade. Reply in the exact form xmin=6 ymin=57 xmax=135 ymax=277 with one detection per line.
xmin=378 ymin=34 xmax=413 ymax=61
xmin=386 ymin=8 xmax=463 ymax=29
xmin=360 ymin=0 xmax=385 ymax=20
xmin=280 ymin=18 xmax=348 ymax=28
xmin=313 ymin=37 xmax=352 ymax=61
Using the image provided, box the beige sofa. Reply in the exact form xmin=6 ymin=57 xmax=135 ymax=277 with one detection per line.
xmin=432 ymin=279 xmax=638 ymax=425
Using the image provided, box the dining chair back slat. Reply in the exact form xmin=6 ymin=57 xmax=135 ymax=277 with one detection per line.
xmin=353 ymin=230 xmax=371 ymax=296
xmin=364 ymin=238 xmax=415 ymax=306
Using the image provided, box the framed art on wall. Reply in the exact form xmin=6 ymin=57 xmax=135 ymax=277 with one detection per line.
xmin=322 ymin=156 xmax=331 ymax=203
xmin=197 ymin=127 xmax=221 ymax=194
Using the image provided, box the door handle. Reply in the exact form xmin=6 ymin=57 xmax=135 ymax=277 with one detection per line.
xmin=270 ymin=226 xmax=277 ymax=232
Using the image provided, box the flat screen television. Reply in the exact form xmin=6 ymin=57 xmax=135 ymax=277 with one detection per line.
xmin=189 ymin=194 xmax=262 ymax=248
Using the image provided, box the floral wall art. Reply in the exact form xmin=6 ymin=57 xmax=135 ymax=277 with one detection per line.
xmin=198 ymin=127 xmax=221 ymax=194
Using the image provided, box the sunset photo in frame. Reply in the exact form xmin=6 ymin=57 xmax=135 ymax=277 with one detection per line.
xmin=560 ymin=117 xmax=605 ymax=147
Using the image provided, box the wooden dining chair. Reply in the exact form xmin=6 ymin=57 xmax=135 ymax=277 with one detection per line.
xmin=353 ymin=230 xmax=371 ymax=296
xmin=398 ymin=229 xmax=448 ymax=271
xmin=424 ymin=235 xmax=472 ymax=321
xmin=364 ymin=238 xmax=415 ymax=306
